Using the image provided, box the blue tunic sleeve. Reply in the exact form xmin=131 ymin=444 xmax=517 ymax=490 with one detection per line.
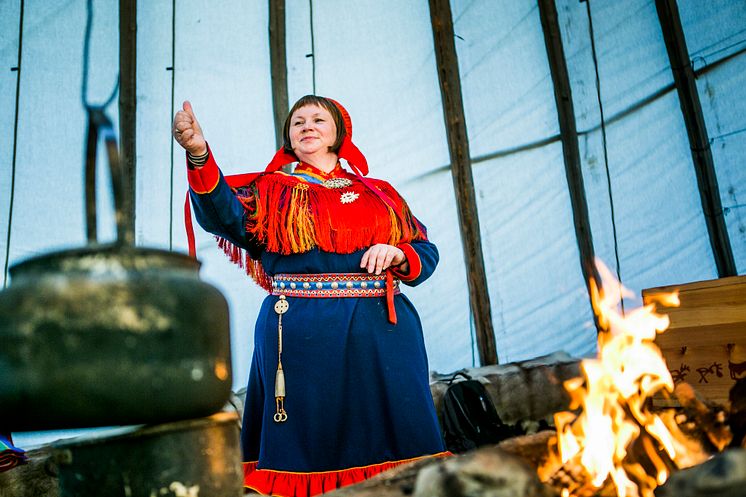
xmin=189 ymin=174 xmax=257 ymax=250
xmin=186 ymin=149 xmax=260 ymax=257
xmin=391 ymin=229 xmax=439 ymax=287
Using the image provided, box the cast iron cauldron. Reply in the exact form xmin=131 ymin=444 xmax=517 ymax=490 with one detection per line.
xmin=0 ymin=109 xmax=232 ymax=430
xmin=52 ymin=412 xmax=243 ymax=497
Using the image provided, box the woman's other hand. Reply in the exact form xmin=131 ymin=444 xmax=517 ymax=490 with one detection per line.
xmin=173 ymin=100 xmax=207 ymax=156
xmin=360 ymin=244 xmax=408 ymax=275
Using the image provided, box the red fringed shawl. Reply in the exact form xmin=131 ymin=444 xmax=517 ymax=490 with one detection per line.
xmin=215 ymin=169 xmax=426 ymax=291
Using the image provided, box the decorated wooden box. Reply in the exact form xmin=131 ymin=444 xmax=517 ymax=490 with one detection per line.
xmin=642 ymin=275 xmax=746 ymax=407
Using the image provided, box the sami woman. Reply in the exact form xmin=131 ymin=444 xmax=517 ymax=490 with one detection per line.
xmin=173 ymin=95 xmax=447 ymax=496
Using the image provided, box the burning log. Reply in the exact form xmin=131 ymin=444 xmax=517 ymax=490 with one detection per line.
xmin=538 ymin=261 xmax=712 ymax=497
xmin=496 ymin=430 xmax=557 ymax=469
xmin=672 ymin=381 xmax=732 ymax=451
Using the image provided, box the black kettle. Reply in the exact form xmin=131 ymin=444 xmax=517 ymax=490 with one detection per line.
xmin=0 ymin=109 xmax=232 ymax=430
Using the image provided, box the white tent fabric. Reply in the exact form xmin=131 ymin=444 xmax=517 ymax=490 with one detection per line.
xmin=453 ymin=1 xmax=596 ymax=362
xmin=2 ymin=2 xmax=745 ymax=445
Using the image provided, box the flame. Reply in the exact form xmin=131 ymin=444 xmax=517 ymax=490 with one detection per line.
xmin=538 ymin=259 xmax=707 ymax=497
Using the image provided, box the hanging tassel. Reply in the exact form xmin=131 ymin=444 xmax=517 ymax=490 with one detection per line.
xmin=385 ymin=270 xmax=397 ymax=325
xmin=273 ymin=295 xmax=289 ymax=423
xmin=274 ymin=363 xmax=286 ymax=423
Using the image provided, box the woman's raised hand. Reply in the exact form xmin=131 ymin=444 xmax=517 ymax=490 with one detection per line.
xmin=173 ymin=100 xmax=207 ymax=156
xmin=360 ymin=244 xmax=408 ymax=275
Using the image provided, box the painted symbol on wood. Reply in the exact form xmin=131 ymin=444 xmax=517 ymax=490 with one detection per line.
xmin=670 ymin=363 xmax=690 ymax=384
xmin=696 ymin=362 xmax=724 ymax=384
xmin=728 ymin=359 xmax=746 ymax=380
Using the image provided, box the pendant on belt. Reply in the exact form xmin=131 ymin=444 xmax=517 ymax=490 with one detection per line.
xmin=274 ymin=295 xmax=289 ymax=423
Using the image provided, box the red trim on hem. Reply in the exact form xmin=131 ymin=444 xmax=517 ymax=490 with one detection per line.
xmin=242 ymin=452 xmax=451 ymax=497
xmin=186 ymin=146 xmax=220 ymax=194
xmin=391 ymin=243 xmax=422 ymax=282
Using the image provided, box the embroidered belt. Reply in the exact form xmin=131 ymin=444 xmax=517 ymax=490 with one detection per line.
xmin=271 ymin=272 xmax=400 ymax=299
xmin=269 ymin=271 xmax=402 ymax=424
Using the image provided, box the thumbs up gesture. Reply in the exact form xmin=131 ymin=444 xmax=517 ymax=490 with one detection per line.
xmin=173 ymin=100 xmax=207 ymax=156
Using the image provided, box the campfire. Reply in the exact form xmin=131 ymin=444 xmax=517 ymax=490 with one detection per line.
xmin=538 ymin=260 xmax=711 ymax=497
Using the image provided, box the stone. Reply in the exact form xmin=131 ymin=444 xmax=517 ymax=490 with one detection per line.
xmin=656 ymin=448 xmax=746 ymax=497
xmin=413 ymin=446 xmax=555 ymax=497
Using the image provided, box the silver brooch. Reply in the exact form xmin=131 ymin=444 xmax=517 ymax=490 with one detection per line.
xmin=340 ymin=191 xmax=360 ymax=204
xmin=322 ymin=177 xmax=353 ymax=189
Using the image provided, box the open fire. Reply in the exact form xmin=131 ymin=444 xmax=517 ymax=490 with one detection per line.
xmin=538 ymin=260 xmax=710 ymax=497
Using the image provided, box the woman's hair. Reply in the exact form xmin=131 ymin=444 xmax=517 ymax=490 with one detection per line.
xmin=282 ymin=95 xmax=347 ymax=155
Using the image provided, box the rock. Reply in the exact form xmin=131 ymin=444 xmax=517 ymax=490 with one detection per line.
xmin=0 ymin=447 xmax=58 ymax=497
xmin=655 ymin=448 xmax=746 ymax=497
xmin=413 ymin=446 xmax=556 ymax=497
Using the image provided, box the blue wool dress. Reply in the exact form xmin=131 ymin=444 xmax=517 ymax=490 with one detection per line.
xmin=189 ymin=159 xmax=446 ymax=496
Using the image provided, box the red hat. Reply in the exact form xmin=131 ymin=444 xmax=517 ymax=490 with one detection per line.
xmin=264 ymin=98 xmax=369 ymax=176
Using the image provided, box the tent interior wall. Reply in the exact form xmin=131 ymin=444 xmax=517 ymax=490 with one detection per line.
xmin=1 ymin=0 xmax=745 ymax=423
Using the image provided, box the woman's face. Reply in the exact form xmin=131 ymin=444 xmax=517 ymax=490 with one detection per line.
xmin=289 ymin=104 xmax=338 ymax=158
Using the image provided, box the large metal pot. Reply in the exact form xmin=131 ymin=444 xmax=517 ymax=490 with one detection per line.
xmin=52 ymin=412 xmax=243 ymax=497
xmin=0 ymin=109 xmax=232 ymax=430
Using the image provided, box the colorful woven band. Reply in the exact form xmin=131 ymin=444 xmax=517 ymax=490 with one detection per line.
xmin=271 ymin=273 xmax=400 ymax=298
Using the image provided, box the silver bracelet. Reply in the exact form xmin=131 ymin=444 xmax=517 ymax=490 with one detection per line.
xmin=187 ymin=150 xmax=210 ymax=166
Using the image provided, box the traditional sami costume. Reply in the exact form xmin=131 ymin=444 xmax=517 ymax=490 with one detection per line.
xmin=184 ymin=101 xmax=447 ymax=496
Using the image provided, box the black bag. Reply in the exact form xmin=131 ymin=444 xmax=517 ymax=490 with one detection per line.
xmin=441 ymin=372 xmax=518 ymax=453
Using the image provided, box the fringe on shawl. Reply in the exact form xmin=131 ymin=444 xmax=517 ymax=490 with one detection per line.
xmin=216 ymin=237 xmax=273 ymax=291
xmin=215 ymin=174 xmax=426 ymax=292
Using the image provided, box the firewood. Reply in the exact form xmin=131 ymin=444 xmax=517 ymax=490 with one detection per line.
xmin=674 ymin=382 xmax=733 ymax=451
xmin=495 ymin=430 xmax=555 ymax=469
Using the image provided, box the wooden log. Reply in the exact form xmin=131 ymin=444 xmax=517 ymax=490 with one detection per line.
xmin=118 ymin=0 xmax=137 ymax=245
xmin=428 ymin=0 xmax=497 ymax=366
xmin=268 ymin=0 xmax=288 ymax=151
xmin=674 ymin=382 xmax=733 ymax=451
xmin=431 ymin=352 xmax=582 ymax=426
xmin=655 ymin=0 xmax=736 ymax=277
xmin=538 ymin=0 xmax=600 ymax=325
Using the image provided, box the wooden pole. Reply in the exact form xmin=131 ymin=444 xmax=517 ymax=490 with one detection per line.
xmin=269 ymin=0 xmax=289 ymax=151
xmin=119 ymin=0 xmax=136 ymax=245
xmin=655 ymin=0 xmax=736 ymax=277
xmin=428 ymin=0 xmax=497 ymax=365
xmin=538 ymin=0 xmax=600 ymax=321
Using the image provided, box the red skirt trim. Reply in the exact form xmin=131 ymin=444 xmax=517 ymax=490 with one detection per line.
xmin=243 ymin=452 xmax=451 ymax=496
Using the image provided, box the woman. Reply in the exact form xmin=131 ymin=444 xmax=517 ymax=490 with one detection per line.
xmin=174 ymin=95 xmax=447 ymax=496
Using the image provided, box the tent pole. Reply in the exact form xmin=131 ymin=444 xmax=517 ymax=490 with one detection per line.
xmin=269 ymin=0 xmax=289 ymax=157
xmin=538 ymin=0 xmax=601 ymax=326
xmin=655 ymin=0 xmax=736 ymax=277
xmin=428 ymin=0 xmax=497 ymax=365
xmin=119 ymin=0 xmax=136 ymax=245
